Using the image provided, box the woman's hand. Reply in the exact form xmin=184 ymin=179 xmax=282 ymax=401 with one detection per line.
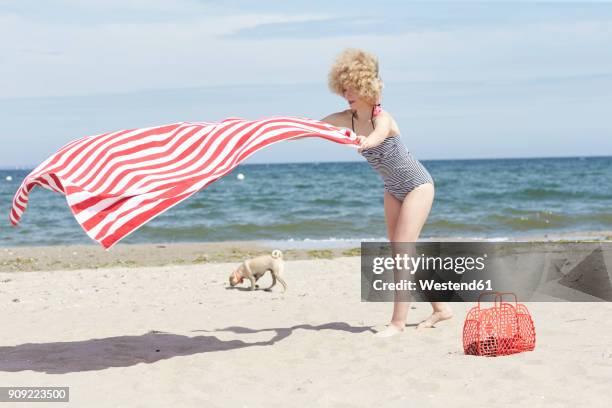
xmin=356 ymin=111 xmax=394 ymax=153
xmin=357 ymin=135 xmax=377 ymax=153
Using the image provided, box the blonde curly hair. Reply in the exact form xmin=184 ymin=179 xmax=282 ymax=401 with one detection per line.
xmin=328 ymin=48 xmax=383 ymax=106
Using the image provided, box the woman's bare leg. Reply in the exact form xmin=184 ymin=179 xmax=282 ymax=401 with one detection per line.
xmin=384 ymin=191 xmax=407 ymax=319
xmin=391 ymin=183 xmax=452 ymax=329
xmin=383 ymin=191 xmax=402 ymax=241
xmin=373 ymin=191 xmax=404 ymax=337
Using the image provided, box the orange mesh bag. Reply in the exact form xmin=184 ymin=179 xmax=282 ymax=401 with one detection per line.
xmin=463 ymin=292 xmax=536 ymax=357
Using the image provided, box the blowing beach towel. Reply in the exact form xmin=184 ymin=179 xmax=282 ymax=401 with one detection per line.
xmin=9 ymin=116 xmax=359 ymax=249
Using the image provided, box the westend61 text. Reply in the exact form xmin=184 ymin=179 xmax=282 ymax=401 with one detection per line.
xmin=372 ymin=253 xmax=487 ymax=275
xmin=372 ymin=279 xmax=494 ymax=292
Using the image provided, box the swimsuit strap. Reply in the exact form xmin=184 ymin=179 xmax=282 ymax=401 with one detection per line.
xmin=351 ymin=106 xmax=376 ymax=133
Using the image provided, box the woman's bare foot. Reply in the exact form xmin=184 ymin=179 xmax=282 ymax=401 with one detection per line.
xmin=375 ymin=321 xmax=405 ymax=338
xmin=416 ymin=309 xmax=453 ymax=329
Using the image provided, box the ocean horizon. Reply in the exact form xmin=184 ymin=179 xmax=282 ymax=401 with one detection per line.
xmin=2 ymin=153 xmax=611 ymax=170
xmin=2 ymin=155 xmax=611 ymax=247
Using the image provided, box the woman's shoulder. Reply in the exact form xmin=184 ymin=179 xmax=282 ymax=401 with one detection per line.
xmin=375 ymin=109 xmax=400 ymax=136
xmin=376 ymin=108 xmax=396 ymax=122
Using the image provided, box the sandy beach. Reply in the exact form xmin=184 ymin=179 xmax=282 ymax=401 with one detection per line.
xmin=1 ymin=242 xmax=612 ymax=407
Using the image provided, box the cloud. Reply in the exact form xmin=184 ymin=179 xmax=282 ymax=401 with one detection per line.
xmin=224 ymin=0 xmax=612 ymax=39
xmin=1 ymin=2 xmax=611 ymax=98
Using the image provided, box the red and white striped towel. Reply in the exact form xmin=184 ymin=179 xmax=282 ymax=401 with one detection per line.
xmin=9 ymin=116 xmax=358 ymax=249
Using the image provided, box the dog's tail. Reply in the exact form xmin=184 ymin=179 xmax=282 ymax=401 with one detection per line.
xmin=271 ymin=249 xmax=283 ymax=259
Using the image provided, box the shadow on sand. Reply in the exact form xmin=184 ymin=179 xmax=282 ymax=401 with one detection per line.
xmin=0 ymin=322 xmax=374 ymax=374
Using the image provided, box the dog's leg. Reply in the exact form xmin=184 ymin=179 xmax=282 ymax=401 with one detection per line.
xmin=244 ymin=261 xmax=257 ymax=291
xmin=248 ymin=276 xmax=257 ymax=290
xmin=265 ymin=269 xmax=276 ymax=292
xmin=278 ymin=262 xmax=287 ymax=292
xmin=276 ymin=275 xmax=288 ymax=293
xmin=269 ymin=264 xmax=287 ymax=293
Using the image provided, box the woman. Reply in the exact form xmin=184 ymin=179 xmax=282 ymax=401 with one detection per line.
xmin=321 ymin=48 xmax=452 ymax=337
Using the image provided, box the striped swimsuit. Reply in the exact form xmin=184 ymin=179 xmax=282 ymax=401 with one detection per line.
xmin=360 ymin=136 xmax=434 ymax=201
xmin=355 ymin=115 xmax=434 ymax=201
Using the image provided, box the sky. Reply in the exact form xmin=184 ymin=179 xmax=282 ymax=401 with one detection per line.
xmin=0 ymin=0 xmax=611 ymax=167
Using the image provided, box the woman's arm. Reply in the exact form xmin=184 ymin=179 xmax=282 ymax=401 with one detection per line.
xmin=358 ymin=111 xmax=393 ymax=151
xmin=320 ymin=111 xmax=347 ymax=128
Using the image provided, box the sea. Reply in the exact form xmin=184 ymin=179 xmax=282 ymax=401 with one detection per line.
xmin=1 ymin=156 xmax=611 ymax=248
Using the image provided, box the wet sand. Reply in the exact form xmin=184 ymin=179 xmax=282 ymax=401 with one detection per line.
xmin=0 ymin=241 xmax=361 ymax=273
xmin=2 ymin=229 xmax=611 ymax=273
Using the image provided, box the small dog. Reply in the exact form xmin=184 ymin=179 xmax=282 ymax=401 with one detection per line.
xmin=228 ymin=249 xmax=287 ymax=292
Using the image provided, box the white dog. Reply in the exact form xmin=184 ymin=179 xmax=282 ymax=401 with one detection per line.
xmin=228 ymin=250 xmax=287 ymax=292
